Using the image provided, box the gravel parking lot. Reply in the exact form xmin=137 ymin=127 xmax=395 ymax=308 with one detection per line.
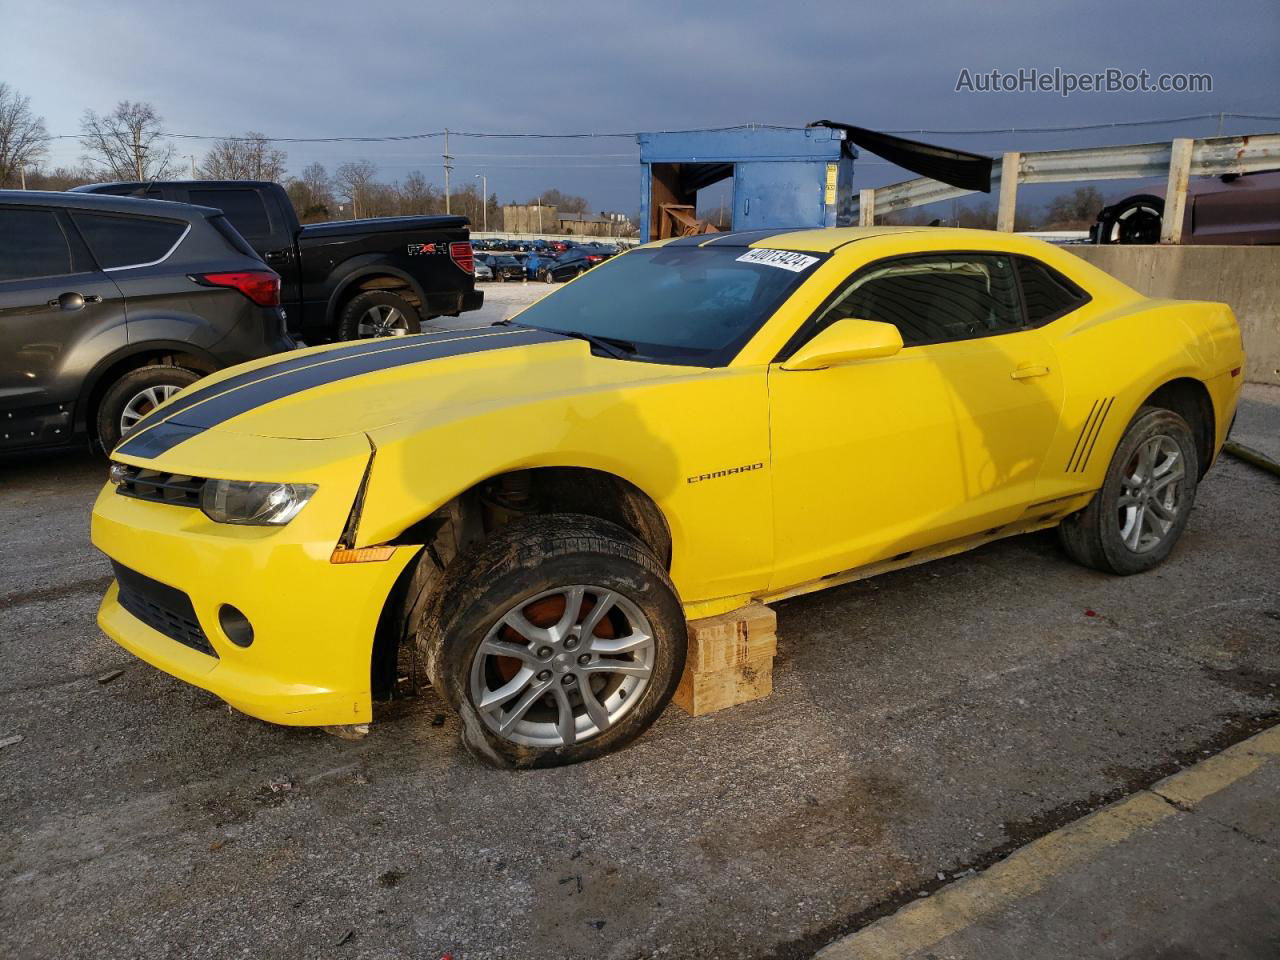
xmin=2 ymin=388 xmax=1277 ymax=960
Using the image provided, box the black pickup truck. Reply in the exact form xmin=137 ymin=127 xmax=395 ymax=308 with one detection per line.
xmin=74 ymin=180 xmax=482 ymax=341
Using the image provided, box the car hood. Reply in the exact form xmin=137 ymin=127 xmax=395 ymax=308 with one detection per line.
xmin=112 ymin=326 xmax=695 ymax=461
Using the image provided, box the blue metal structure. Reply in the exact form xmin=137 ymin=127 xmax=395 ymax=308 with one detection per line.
xmin=636 ymin=126 xmax=857 ymax=242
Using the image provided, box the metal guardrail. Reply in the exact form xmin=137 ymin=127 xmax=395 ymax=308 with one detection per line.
xmin=858 ymin=132 xmax=1280 ymax=238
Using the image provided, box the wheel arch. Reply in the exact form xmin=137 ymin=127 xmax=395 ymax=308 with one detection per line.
xmin=1141 ymin=376 xmax=1215 ymax=478
xmin=78 ymin=341 xmax=220 ymax=438
xmin=325 ymin=263 xmax=428 ymax=327
xmin=367 ymin=465 xmax=674 ymax=699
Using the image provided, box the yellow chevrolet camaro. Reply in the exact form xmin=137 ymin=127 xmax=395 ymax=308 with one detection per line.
xmin=92 ymin=227 xmax=1243 ymax=767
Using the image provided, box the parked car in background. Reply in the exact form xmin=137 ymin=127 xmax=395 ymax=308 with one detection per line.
xmin=74 ymin=180 xmax=483 ymax=340
xmin=474 ymin=261 xmax=494 ymax=281
xmin=1091 ymin=170 xmax=1280 ymax=245
xmin=0 ymin=190 xmax=293 ymax=454
xmin=543 ymin=247 xmax=610 ymax=282
xmin=486 ymin=255 xmax=526 ymax=282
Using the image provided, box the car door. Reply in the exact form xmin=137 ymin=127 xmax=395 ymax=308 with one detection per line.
xmin=0 ymin=205 xmax=126 ymax=450
xmin=766 ymin=251 xmax=1064 ymax=591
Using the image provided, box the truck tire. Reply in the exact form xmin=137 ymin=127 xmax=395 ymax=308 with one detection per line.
xmin=337 ymin=291 xmax=423 ymax=340
xmin=416 ymin=514 xmax=686 ymax=769
xmin=1058 ymin=406 xmax=1199 ymax=575
xmin=97 ymin=364 xmax=201 ymax=452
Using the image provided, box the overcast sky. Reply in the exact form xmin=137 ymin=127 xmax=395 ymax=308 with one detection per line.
xmin=4 ymin=0 xmax=1277 ymax=213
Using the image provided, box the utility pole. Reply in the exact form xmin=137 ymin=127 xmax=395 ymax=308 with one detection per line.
xmin=190 ymin=154 xmax=197 ymax=178
xmin=473 ymin=173 xmax=487 ymax=232
xmin=443 ymin=128 xmax=453 ymax=214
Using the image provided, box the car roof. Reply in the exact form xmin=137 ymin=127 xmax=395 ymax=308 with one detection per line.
xmin=641 ymin=225 xmax=1019 ymax=253
xmin=0 ymin=189 xmax=219 ymax=219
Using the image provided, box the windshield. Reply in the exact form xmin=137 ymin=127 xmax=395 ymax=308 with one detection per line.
xmin=513 ymin=245 xmax=825 ymax=366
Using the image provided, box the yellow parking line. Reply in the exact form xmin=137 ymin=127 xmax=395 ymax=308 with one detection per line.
xmin=815 ymin=723 xmax=1280 ymax=960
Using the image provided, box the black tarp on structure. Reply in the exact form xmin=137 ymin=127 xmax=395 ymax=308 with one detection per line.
xmin=808 ymin=120 xmax=993 ymax=193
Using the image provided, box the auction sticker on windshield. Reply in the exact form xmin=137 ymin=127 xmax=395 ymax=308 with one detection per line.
xmin=736 ymin=248 xmax=821 ymax=272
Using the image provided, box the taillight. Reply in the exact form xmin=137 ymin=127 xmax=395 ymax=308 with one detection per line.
xmin=450 ymin=241 xmax=475 ymax=274
xmin=586 ymin=255 xmax=602 ymax=262
xmin=193 ymin=270 xmax=281 ymax=307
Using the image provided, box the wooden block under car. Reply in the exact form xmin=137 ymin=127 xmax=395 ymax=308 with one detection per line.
xmin=672 ymin=603 xmax=777 ymax=716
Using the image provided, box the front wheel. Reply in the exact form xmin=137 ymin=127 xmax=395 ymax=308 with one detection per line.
xmin=96 ymin=364 xmax=202 ymax=452
xmin=417 ymin=515 xmax=687 ymax=768
xmin=1058 ymin=406 xmax=1199 ymax=574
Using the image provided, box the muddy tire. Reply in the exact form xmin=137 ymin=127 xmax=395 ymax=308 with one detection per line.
xmin=416 ymin=514 xmax=686 ymax=769
xmin=1058 ymin=406 xmax=1199 ymax=575
xmin=96 ymin=364 xmax=201 ymax=452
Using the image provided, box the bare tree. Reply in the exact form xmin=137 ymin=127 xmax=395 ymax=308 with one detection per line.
xmin=333 ymin=159 xmax=378 ymax=218
xmin=0 ymin=83 xmax=48 ymax=187
xmin=285 ymin=162 xmax=335 ymax=222
xmin=398 ymin=169 xmax=442 ymax=215
xmin=200 ymin=131 xmax=287 ymax=180
xmin=23 ymin=163 xmax=96 ymax=191
xmin=1044 ymin=186 xmax=1104 ymax=228
xmin=80 ymin=101 xmax=174 ymax=180
xmin=534 ymin=188 xmax=588 ymax=214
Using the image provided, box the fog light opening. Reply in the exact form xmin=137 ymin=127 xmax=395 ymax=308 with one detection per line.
xmin=218 ymin=604 xmax=255 ymax=648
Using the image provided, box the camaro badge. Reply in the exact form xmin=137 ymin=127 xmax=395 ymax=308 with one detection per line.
xmin=687 ymin=462 xmax=764 ymax=484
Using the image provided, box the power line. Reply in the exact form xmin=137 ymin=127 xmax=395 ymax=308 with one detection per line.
xmin=34 ymin=113 xmax=1279 ymax=144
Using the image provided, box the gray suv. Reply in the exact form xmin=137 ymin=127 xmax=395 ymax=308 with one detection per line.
xmin=0 ymin=191 xmax=295 ymax=453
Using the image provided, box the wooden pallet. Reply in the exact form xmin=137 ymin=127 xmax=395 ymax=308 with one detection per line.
xmin=672 ymin=603 xmax=777 ymax=716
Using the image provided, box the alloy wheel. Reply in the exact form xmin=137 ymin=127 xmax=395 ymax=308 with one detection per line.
xmin=120 ymin=384 xmax=182 ymax=433
xmin=357 ymin=304 xmax=410 ymax=337
xmin=1117 ymin=434 xmax=1185 ymax=553
xmin=469 ymin=585 xmax=655 ymax=748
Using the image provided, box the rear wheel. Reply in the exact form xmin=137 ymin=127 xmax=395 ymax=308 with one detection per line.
xmin=1099 ymin=196 xmax=1164 ymax=244
xmin=96 ymin=364 xmax=201 ymax=452
xmin=416 ymin=514 xmax=686 ymax=768
xmin=338 ymin=290 xmax=422 ymax=340
xmin=1058 ymin=406 xmax=1199 ymax=574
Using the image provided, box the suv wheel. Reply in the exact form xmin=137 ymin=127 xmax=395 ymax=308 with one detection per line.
xmin=1058 ymin=406 xmax=1199 ymax=574
xmin=338 ymin=291 xmax=422 ymax=340
xmin=97 ymin=364 xmax=201 ymax=452
xmin=417 ymin=514 xmax=686 ymax=769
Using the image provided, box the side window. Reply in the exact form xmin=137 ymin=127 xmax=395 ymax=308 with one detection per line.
xmin=0 ymin=209 xmax=73 ymax=282
xmin=1017 ymin=257 xmax=1090 ymax=325
xmin=807 ymin=253 xmax=1021 ymax=348
xmin=71 ymin=213 xmax=187 ymax=270
xmin=188 ymin=189 xmax=271 ymax=242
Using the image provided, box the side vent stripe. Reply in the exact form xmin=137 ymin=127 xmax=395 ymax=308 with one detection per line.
xmin=1066 ymin=399 xmax=1101 ymax=473
xmin=1078 ymin=397 xmax=1115 ymax=472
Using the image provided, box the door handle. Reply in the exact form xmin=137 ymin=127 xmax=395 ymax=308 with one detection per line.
xmin=1010 ymin=363 xmax=1050 ymax=380
xmin=47 ymin=292 xmax=102 ymax=311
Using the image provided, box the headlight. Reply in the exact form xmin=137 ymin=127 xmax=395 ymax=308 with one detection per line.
xmin=200 ymin=479 xmax=317 ymax=526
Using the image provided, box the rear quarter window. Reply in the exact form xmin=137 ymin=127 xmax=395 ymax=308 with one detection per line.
xmin=1017 ymin=257 xmax=1090 ymax=325
xmin=71 ymin=213 xmax=187 ymax=270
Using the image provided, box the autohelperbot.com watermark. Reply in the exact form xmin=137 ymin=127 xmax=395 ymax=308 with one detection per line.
xmin=955 ymin=67 xmax=1213 ymax=97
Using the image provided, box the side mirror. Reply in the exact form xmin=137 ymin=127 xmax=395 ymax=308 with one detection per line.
xmin=781 ymin=318 xmax=903 ymax=371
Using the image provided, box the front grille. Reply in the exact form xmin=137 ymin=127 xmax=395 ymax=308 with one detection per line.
xmin=114 ymin=464 xmax=206 ymax=507
xmin=112 ymin=561 xmax=216 ymax=657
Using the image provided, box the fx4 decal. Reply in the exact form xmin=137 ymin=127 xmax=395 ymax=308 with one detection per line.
xmin=407 ymin=243 xmax=446 ymax=256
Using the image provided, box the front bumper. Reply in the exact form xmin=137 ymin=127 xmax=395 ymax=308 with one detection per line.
xmin=91 ymin=435 xmax=417 ymax=727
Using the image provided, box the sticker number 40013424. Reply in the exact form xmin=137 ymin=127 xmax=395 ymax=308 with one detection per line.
xmin=735 ymin=248 xmax=820 ymax=272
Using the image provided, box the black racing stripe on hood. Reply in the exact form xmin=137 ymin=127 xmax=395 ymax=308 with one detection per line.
xmin=115 ymin=327 xmax=565 ymax=459
xmin=126 ymin=327 xmax=500 ymax=436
